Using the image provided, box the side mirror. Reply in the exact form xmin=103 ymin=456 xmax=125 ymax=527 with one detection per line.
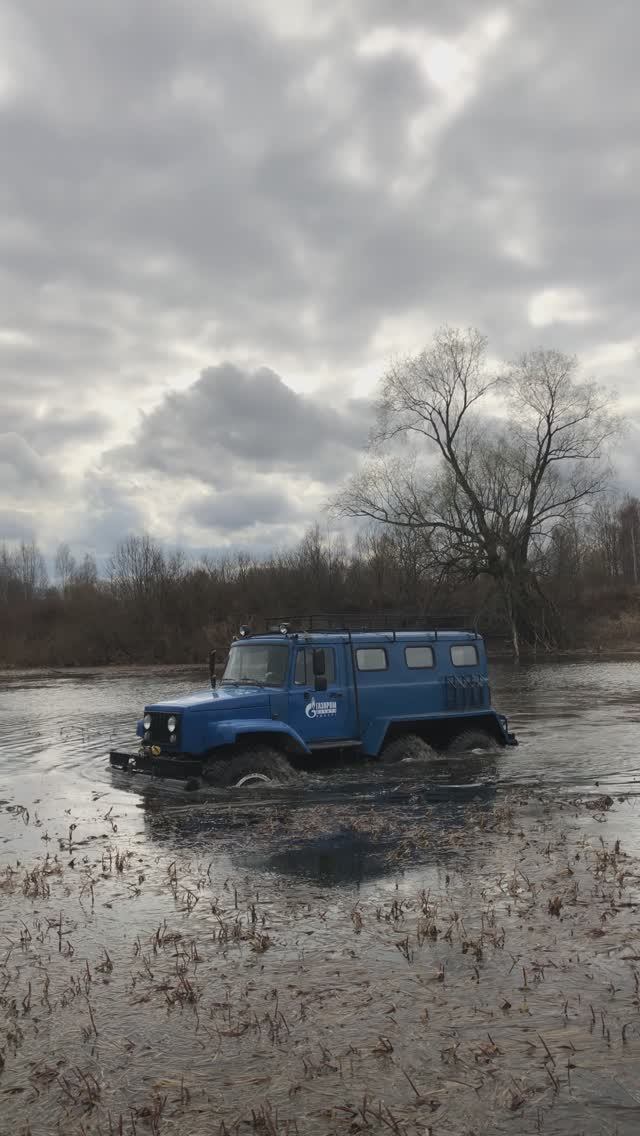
xmin=209 ymin=649 xmax=217 ymax=689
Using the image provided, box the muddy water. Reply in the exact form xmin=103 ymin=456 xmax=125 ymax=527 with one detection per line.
xmin=1 ymin=660 xmax=640 ymax=1135
xmin=2 ymin=659 xmax=640 ymax=861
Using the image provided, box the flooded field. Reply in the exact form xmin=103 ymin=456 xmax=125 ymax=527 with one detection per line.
xmin=1 ymin=660 xmax=640 ymax=1134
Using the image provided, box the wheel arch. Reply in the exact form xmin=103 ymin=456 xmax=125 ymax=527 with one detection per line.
xmin=235 ymin=729 xmax=308 ymax=755
xmin=204 ymin=719 xmax=311 ymax=758
xmin=370 ymin=712 xmax=507 ymax=754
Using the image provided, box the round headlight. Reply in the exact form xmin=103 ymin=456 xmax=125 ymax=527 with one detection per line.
xmin=167 ymin=715 xmax=177 ymax=733
xmin=143 ymin=713 xmax=151 ymax=730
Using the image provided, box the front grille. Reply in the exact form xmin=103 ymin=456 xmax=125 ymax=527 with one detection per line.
xmin=148 ymin=712 xmax=181 ymax=747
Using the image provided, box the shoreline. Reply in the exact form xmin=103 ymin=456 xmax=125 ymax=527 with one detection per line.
xmin=3 ymin=644 xmax=640 ymax=675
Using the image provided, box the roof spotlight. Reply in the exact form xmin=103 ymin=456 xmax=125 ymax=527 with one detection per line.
xmin=279 ymin=622 xmax=290 ymax=635
xmin=239 ymin=624 xmax=250 ymax=638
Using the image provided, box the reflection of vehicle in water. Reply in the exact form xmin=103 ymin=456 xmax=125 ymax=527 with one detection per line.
xmin=140 ymin=779 xmax=499 ymax=887
xmin=110 ymin=615 xmax=517 ymax=788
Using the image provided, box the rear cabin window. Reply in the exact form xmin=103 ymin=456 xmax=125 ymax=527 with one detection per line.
xmin=356 ymin=647 xmax=388 ymax=672
xmin=450 ymin=644 xmax=479 ymax=667
xmin=294 ymin=647 xmax=336 ymax=685
xmin=405 ymin=645 xmax=435 ymax=669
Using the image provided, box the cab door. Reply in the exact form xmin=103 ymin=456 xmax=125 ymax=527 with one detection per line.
xmin=288 ymin=644 xmax=357 ymax=744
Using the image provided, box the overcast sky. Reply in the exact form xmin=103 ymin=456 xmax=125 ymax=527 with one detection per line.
xmin=1 ymin=0 xmax=639 ymax=560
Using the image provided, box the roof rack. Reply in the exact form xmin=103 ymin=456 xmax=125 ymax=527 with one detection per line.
xmin=263 ymin=611 xmax=479 ymax=635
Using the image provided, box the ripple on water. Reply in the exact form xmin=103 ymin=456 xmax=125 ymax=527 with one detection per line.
xmin=1 ymin=659 xmax=640 ymax=865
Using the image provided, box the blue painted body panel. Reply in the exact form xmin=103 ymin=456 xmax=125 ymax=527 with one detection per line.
xmin=136 ymin=630 xmax=514 ymax=759
xmin=206 ymin=718 xmax=311 ymax=754
xmin=147 ymin=685 xmax=268 ymax=710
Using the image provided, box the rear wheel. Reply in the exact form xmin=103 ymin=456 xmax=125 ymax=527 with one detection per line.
xmin=448 ymin=729 xmax=499 ymax=754
xmin=382 ymin=734 xmax=437 ymax=763
xmin=204 ymin=747 xmax=298 ymax=788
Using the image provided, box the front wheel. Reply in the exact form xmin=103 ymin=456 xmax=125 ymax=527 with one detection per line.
xmin=204 ymin=747 xmax=298 ymax=788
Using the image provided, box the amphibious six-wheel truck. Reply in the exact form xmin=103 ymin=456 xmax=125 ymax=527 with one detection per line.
xmin=109 ymin=617 xmax=517 ymax=786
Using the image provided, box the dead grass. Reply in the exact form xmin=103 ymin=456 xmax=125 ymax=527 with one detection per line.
xmin=1 ymin=792 xmax=640 ymax=1134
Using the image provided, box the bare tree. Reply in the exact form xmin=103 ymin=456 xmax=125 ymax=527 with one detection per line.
xmin=3 ymin=513 xmax=640 ymax=666
xmin=333 ymin=327 xmax=618 ymax=657
xmin=15 ymin=540 xmax=48 ymax=600
xmin=589 ymin=496 xmax=621 ymax=580
xmin=107 ymin=534 xmax=166 ymax=603
xmin=55 ymin=542 xmax=77 ymax=592
xmin=73 ymin=552 xmax=98 ymax=588
xmin=0 ymin=544 xmax=17 ymax=604
xmin=617 ymin=495 xmax=640 ymax=585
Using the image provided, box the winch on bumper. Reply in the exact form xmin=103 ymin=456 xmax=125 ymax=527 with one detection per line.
xmin=109 ymin=707 xmax=199 ymax=776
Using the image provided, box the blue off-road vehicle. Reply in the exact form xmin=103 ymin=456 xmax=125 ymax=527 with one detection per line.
xmin=110 ymin=616 xmax=517 ymax=787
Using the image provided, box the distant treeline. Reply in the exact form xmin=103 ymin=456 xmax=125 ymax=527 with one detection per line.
xmin=1 ymin=501 xmax=640 ymax=667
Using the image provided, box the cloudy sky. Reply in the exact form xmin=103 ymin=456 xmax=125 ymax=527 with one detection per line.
xmin=1 ymin=0 xmax=639 ymax=560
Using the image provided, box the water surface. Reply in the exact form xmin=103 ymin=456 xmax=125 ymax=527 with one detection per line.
xmin=2 ymin=661 xmax=640 ymax=1134
xmin=1 ymin=658 xmax=640 ymax=868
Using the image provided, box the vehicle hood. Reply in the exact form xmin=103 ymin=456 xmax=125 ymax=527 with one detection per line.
xmin=145 ymin=686 xmax=270 ymax=713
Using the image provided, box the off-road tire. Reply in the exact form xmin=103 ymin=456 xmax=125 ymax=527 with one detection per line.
xmin=448 ymin=729 xmax=499 ymax=754
xmin=381 ymin=734 xmax=437 ymax=763
xmin=204 ymin=746 xmax=299 ymax=788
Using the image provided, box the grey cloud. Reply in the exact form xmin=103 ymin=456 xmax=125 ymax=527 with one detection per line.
xmin=74 ymin=473 xmax=145 ymax=552
xmin=0 ymin=0 xmax=492 ymax=391
xmin=190 ymin=486 xmax=304 ymax=533
xmin=2 ymin=406 xmax=111 ymax=455
xmin=353 ymin=0 xmax=483 ymax=31
xmin=425 ymin=1 xmax=640 ymax=357
xmin=613 ymin=424 xmax=640 ymax=496
xmin=1 ymin=0 xmax=640 ymax=550
xmin=109 ymin=363 xmax=372 ymax=484
xmin=0 ymin=509 xmax=36 ymax=542
xmin=3 ymin=0 xmax=635 ymax=369
xmin=0 ymin=433 xmax=57 ymax=490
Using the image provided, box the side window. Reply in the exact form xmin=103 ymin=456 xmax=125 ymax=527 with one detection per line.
xmin=405 ymin=645 xmax=435 ymax=669
xmin=294 ymin=648 xmax=336 ymax=684
xmin=356 ymin=647 xmax=388 ymax=672
xmin=294 ymin=650 xmax=306 ymax=684
xmin=451 ymin=644 xmax=479 ymax=667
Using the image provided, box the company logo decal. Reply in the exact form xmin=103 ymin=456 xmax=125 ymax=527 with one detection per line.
xmin=305 ymin=697 xmax=338 ymax=719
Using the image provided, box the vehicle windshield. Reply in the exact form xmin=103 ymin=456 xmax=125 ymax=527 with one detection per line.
xmin=221 ymin=643 xmax=289 ymax=687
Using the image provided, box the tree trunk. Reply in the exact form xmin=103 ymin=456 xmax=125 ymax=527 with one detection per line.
xmin=501 ymin=568 xmax=559 ymax=658
xmin=503 ymin=584 xmax=520 ymax=662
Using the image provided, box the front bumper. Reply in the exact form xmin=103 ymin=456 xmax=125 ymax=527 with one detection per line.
xmin=109 ymin=749 xmax=204 ymax=779
xmin=496 ymin=714 xmax=518 ymax=746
